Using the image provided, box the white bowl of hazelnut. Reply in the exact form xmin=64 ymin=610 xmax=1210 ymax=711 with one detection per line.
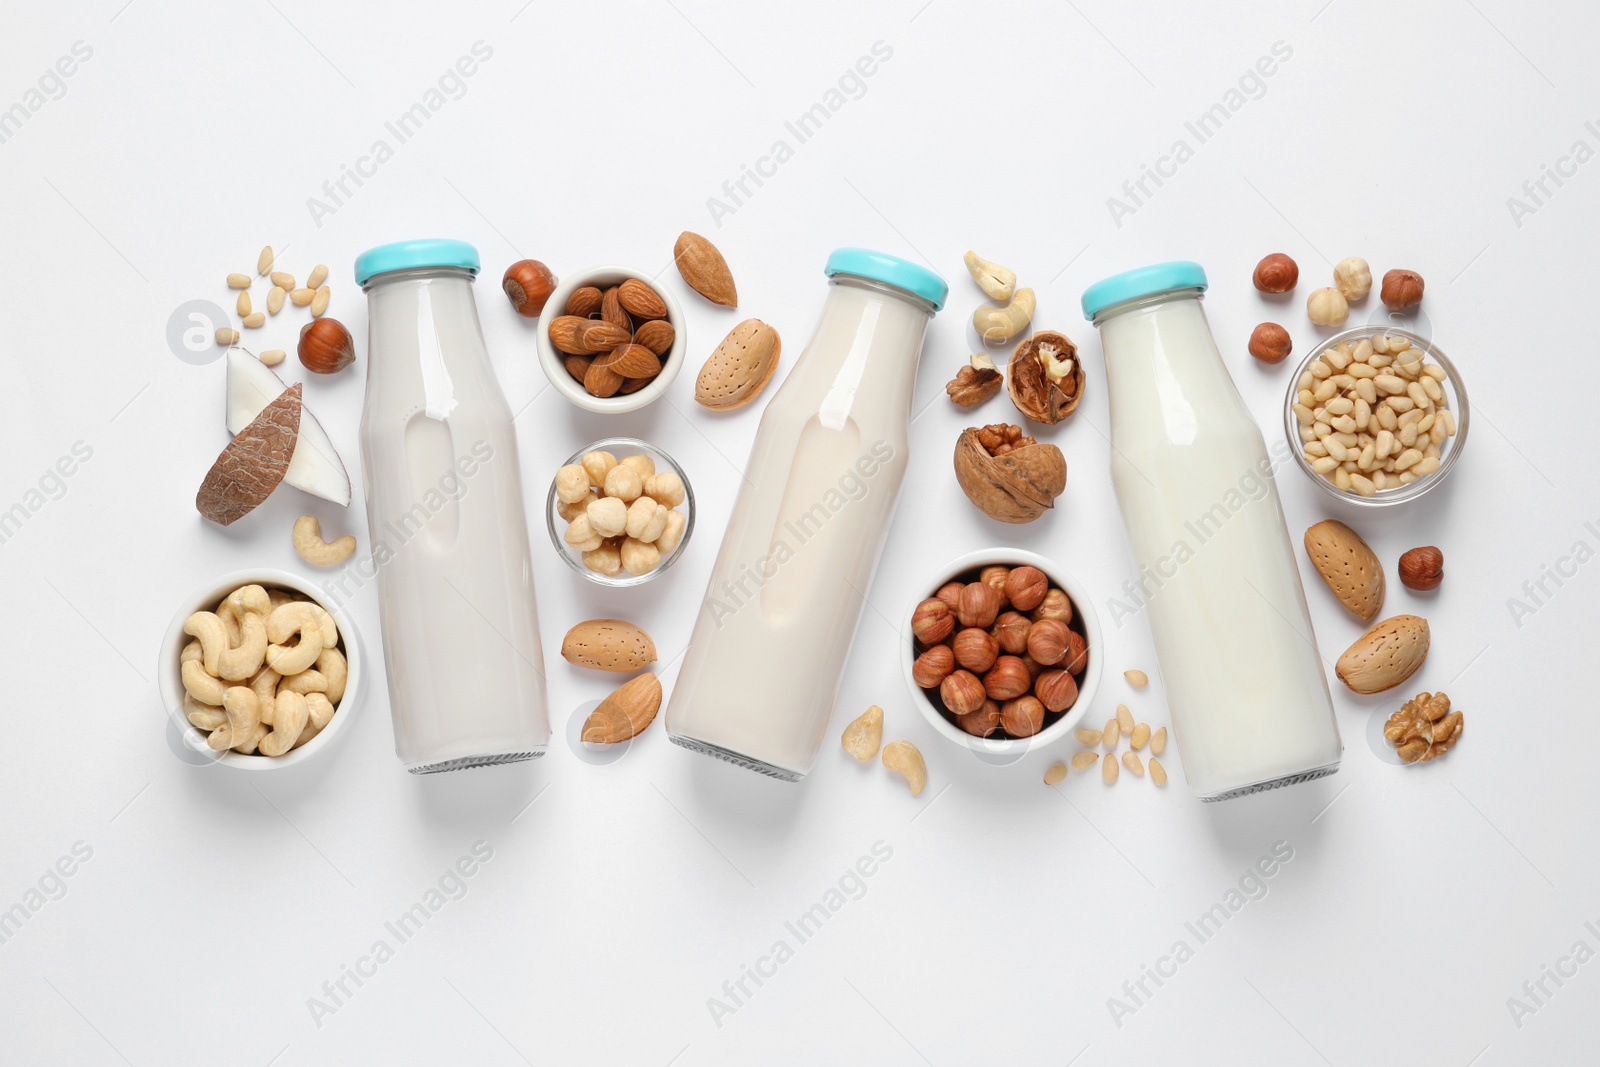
xmin=902 ymin=549 xmax=1102 ymax=756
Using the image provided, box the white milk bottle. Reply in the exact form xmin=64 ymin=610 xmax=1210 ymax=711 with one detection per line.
xmin=356 ymin=239 xmax=550 ymax=773
xmin=666 ymin=249 xmax=947 ymax=780
xmin=1082 ymin=262 xmax=1340 ymax=800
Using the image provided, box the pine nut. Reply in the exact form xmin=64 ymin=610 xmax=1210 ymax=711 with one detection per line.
xmin=1323 ymin=437 xmax=1347 ymax=462
xmin=267 ymin=286 xmax=286 ymax=314
xmin=310 ymin=285 xmax=331 ymax=317
xmin=1103 ymin=718 xmax=1121 ymax=749
xmin=1124 ymin=669 xmax=1148 ymax=688
xmin=1377 ymin=405 xmax=1398 ymax=431
xmin=1372 ymin=470 xmax=1388 ymax=490
xmin=215 ymin=328 xmax=239 ymax=345
xmin=1298 ymin=370 xmax=1314 ymax=390
xmin=1298 ymin=388 xmax=1316 ymax=408
xmin=242 ymin=312 xmax=266 ymax=328
xmin=1334 ymin=467 xmax=1352 ymax=491
xmin=1374 ymin=429 xmax=1394 ymax=459
xmin=1130 ymin=723 xmax=1151 ymax=750
xmin=1071 ymin=750 xmax=1099 ymax=771
xmin=1304 ymin=440 xmax=1328 ymax=458
xmin=1414 ymin=455 xmax=1441 ymax=475
xmin=227 ymin=273 xmax=251 ymax=289
xmin=271 ymin=271 xmax=296 ymax=290
xmin=1324 ymin=396 xmax=1354 ymax=416
xmin=1310 ymin=360 xmax=1332 ymax=379
xmin=1350 ymin=473 xmax=1376 ymax=496
xmin=1122 ymin=751 xmax=1145 ymax=777
xmin=1387 ymin=396 xmax=1414 ymax=414
xmin=1367 ymin=352 xmax=1392 ymax=368
xmin=1399 ymin=471 xmax=1417 ymax=484
xmin=1116 ymin=704 xmax=1134 ymax=733
xmin=1440 ymin=410 xmax=1456 ymax=436
xmin=307 ymin=264 xmax=329 ymax=290
xmin=1407 ymin=382 xmax=1430 ymax=409
xmin=1299 ymin=425 xmax=1317 ymax=443
xmin=1346 ymin=362 xmax=1377 ymax=379
xmin=1324 ymin=346 xmax=1351 ymax=370
xmin=1387 ymin=335 xmax=1410 ymax=352
xmin=260 ymin=349 xmax=287 ymax=366
xmin=1149 ymin=757 xmax=1168 ymax=786
xmin=1423 ymin=363 xmax=1446 ymax=382
xmin=1371 ymin=334 xmax=1391 ymax=354
xmin=1352 ymin=339 xmax=1374 ymax=362
xmin=1075 ymin=728 xmax=1102 ymax=746
xmin=290 ymin=288 xmax=315 ymax=306
xmin=1044 ymin=762 xmax=1068 ymax=786
xmin=236 ymin=291 xmax=251 ymax=316
xmin=1393 ymin=448 xmax=1423 ymax=471
xmin=1150 ymin=727 xmax=1167 ymax=756
xmin=1431 ymin=419 xmax=1448 ymax=444
xmin=1421 ymin=375 xmax=1443 ymax=403
xmin=1102 ymin=753 xmax=1119 ymax=784
xmin=1294 ymin=403 xmax=1314 ymax=425
xmin=257 ymin=246 xmax=273 ymax=274
xmin=1355 ymin=378 xmax=1377 ymax=404
xmin=1312 ymin=456 xmax=1338 ymax=474
xmin=1374 ymin=374 xmax=1406 ymax=395
xmin=1332 ymin=415 xmax=1357 ymax=434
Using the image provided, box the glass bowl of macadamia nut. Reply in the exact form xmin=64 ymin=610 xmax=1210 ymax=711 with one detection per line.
xmin=1284 ymin=325 xmax=1469 ymax=507
xmin=903 ymin=549 xmax=1103 ymax=758
xmin=546 ymin=437 xmax=695 ymax=587
xmin=157 ymin=568 xmax=363 ymax=771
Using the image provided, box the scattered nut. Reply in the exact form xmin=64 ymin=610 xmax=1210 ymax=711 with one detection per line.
xmin=1071 ymin=750 xmax=1099 ymax=771
xmin=1102 ymin=752 xmax=1119 ymax=784
xmin=1151 ymin=727 xmax=1167 ymax=756
xmin=237 ymin=291 xmax=252 ymax=317
xmin=227 ymin=272 xmax=252 ymax=289
xmin=256 ymin=246 xmax=274 ymax=275
xmin=307 ymin=264 xmax=329 ymax=290
xmin=673 ymin=231 xmax=739 ymax=307
xmin=1043 ymin=761 xmax=1068 ymax=786
xmin=1130 ymin=723 xmax=1151 ymax=750
xmin=270 ymin=271 xmax=296 ymax=291
xmin=242 ymin=312 xmax=265 ymax=328
xmin=290 ymin=287 xmax=315 ymax=306
xmin=1398 ymin=546 xmax=1444 ymax=591
xmin=1253 ymin=254 xmax=1299 ymax=293
xmin=1074 ymin=728 xmax=1102 ymax=746
xmin=1124 ymin=669 xmax=1148 ymax=688
xmin=503 ymin=259 xmax=558 ymax=318
xmin=1380 ymin=269 xmax=1425 ymax=311
xmin=1384 ymin=690 xmax=1463 ymax=763
xmin=1103 ymin=717 xmax=1121 ymax=749
xmin=1307 ymin=287 xmax=1349 ymax=327
xmin=882 ymin=740 xmax=928 ymax=796
xmin=1007 ymin=331 xmax=1084 ymax=425
xmin=310 ymin=285 xmax=331 ymax=318
xmin=260 ymin=349 xmax=286 ymax=366
xmin=1334 ymin=257 xmax=1372 ymax=301
xmin=972 ymin=287 xmax=1035 ymax=344
xmin=1249 ymin=323 xmax=1292 ymax=365
xmin=298 ymin=317 xmax=356 ymax=374
xmin=946 ymin=352 xmax=1004 ymax=407
xmin=1122 ymin=751 xmax=1145 ymax=777
xmin=292 ymin=515 xmax=356 ymax=567
xmin=953 ymin=423 xmax=1066 ymax=524
xmin=963 ymin=250 xmax=1017 ymax=302
xmin=841 ymin=704 xmax=884 ymax=761
xmin=1148 ymin=757 xmax=1168 ymax=786
xmin=216 ymin=328 xmax=239 ymax=346
xmin=1116 ymin=704 xmax=1134 ymax=734
xmin=582 ymin=673 xmax=663 ymax=743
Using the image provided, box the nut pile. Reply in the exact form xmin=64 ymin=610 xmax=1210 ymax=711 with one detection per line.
xmin=560 ymin=618 xmax=661 ymax=743
xmin=911 ymin=564 xmax=1088 ymax=738
xmin=555 ymin=449 xmax=688 ymax=578
xmin=179 ymin=583 xmax=346 ymax=757
xmin=547 ymin=279 xmax=675 ymax=398
xmin=1294 ymin=333 xmax=1457 ymax=496
xmin=1046 ymin=682 xmax=1168 ymax=787
xmin=1384 ymin=691 xmax=1463 ymax=763
xmin=218 ymin=246 xmax=333 ymax=365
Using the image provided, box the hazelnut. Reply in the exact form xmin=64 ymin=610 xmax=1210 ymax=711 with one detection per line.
xmin=502 ymin=259 xmax=558 ymax=318
xmin=1035 ymin=669 xmax=1079 ymax=713
xmin=1306 ymin=287 xmax=1349 ymax=327
xmin=911 ymin=598 xmax=955 ymax=645
xmin=956 ymin=700 xmax=1003 ymax=738
xmin=999 ymin=696 xmax=1045 ymax=738
xmin=1017 ymin=653 xmax=1045 ymax=679
xmin=956 ymin=581 xmax=1003 ymax=628
xmin=912 ymin=644 xmax=955 ymax=688
xmin=1025 ymin=618 xmax=1072 ymax=666
xmin=1003 ymin=566 xmax=1049 ymax=612
xmin=935 ymin=581 xmax=964 ymax=609
xmin=297 ymin=317 xmax=356 ymax=375
xmin=992 ymin=611 xmax=1032 ymax=655
xmin=1248 ymin=322 xmax=1292 ymax=365
xmin=1032 ymin=587 xmax=1072 ymax=623
xmin=983 ymin=655 xmax=1032 ymax=701
xmin=1398 ymin=546 xmax=1444 ymax=591
xmin=952 ymin=628 xmax=1000 ymax=673
xmin=940 ymin=669 xmax=988 ymax=715
xmin=1252 ymin=253 xmax=1299 ymax=293
xmin=1334 ymin=257 xmax=1372 ymax=301
xmin=1064 ymin=629 xmax=1089 ymax=675
xmin=1381 ymin=269 xmax=1425 ymax=311
xmin=979 ymin=565 xmax=1011 ymax=599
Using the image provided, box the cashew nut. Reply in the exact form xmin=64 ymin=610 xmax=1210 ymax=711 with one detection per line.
xmin=182 ymin=656 xmax=227 ymax=706
xmin=309 ymin=604 xmax=338 ymax=648
xmin=184 ymin=693 xmax=227 ymax=731
xmin=292 ymin=515 xmax=357 ymax=567
xmin=293 ymin=693 xmax=337 ymax=749
xmin=248 ymin=665 xmax=279 ymax=726
xmin=841 ymin=704 xmax=884 ymax=762
xmin=316 ymin=647 xmax=347 ymax=704
xmin=881 ymin=739 xmax=927 ymax=796
xmin=266 ymin=602 xmax=325 ymax=676
xmin=232 ymin=722 xmax=268 ymax=754
xmin=207 ymin=686 xmax=260 ymax=751
xmin=260 ymin=689 xmax=308 ymax=757
xmin=972 ymin=287 xmax=1035 ymax=344
xmin=963 ymin=250 xmax=1016 ymax=302
xmin=280 ymin=669 xmax=328 ymax=695
xmin=183 ymin=612 xmax=227 ymax=676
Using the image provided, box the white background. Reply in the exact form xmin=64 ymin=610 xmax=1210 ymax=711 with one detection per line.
xmin=2 ymin=1 xmax=1596 ymax=1064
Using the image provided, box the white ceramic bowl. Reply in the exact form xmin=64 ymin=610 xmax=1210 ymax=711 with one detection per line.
xmin=535 ymin=264 xmax=687 ymax=414
xmin=902 ymin=548 xmax=1103 ymax=757
xmin=157 ymin=567 xmax=364 ymax=771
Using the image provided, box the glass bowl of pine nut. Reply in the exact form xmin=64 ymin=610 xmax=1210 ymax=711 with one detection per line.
xmin=1283 ymin=325 xmax=1468 ymax=506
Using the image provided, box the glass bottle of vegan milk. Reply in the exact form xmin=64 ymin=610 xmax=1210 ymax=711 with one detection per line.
xmin=1082 ymin=262 xmax=1340 ymax=800
xmin=355 ymin=239 xmax=550 ymax=773
xmin=666 ymin=249 xmax=946 ymax=780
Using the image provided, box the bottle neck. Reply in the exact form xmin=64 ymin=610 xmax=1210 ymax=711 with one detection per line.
xmin=362 ymin=266 xmax=479 ymax=293
xmin=828 ymin=273 xmax=939 ymax=317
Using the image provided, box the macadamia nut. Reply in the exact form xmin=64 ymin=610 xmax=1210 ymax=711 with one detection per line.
xmin=555 ymin=464 xmax=590 ymax=504
xmin=604 ymin=464 xmax=643 ymax=503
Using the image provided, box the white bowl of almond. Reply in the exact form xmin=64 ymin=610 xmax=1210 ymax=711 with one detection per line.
xmin=546 ymin=438 xmax=694 ymax=586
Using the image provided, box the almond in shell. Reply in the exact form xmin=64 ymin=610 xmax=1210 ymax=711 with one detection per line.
xmin=1335 ymin=614 xmax=1430 ymax=694
xmin=673 ymin=231 xmax=738 ymax=307
xmin=582 ymin=672 xmax=663 ymax=743
xmin=1304 ymin=519 xmax=1385 ymax=620
xmin=696 ymin=319 xmax=780 ymax=410
xmin=561 ymin=618 xmax=657 ymax=672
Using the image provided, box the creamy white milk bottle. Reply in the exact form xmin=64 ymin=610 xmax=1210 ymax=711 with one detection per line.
xmin=1082 ymin=262 xmax=1340 ymax=800
xmin=356 ymin=239 xmax=550 ymax=773
xmin=667 ymin=249 xmax=946 ymax=780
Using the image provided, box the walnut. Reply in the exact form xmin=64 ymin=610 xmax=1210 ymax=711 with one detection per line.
xmin=1383 ymin=691 xmax=1463 ymax=763
xmin=1007 ymin=331 xmax=1085 ymax=425
xmin=953 ymin=423 xmax=1066 ymax=524
xmin=946 ymin=353 xmax=1003 ymax=407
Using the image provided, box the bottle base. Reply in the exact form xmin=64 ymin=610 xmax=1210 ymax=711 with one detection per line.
xmin=407 ymin=749 xmax=546 ymax=775
xmin=1199 ymin=761 xmax=1339 ymax=802
xmin=668 ymin=733 xmax=802 ymax=782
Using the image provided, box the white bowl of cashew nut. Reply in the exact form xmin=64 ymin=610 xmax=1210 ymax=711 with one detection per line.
xmin=157 ymin=567 xmax=363 ymax=770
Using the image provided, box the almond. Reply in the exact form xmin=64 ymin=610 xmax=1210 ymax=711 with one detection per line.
xmin=548 ymin=315 xmax=589 ymax=355
xmin=1304 ymin=519 xmax=1385 ymax=620
xmin=633 ymin=318 xmax=675 ymax=356
xmin=601 ymin=286 xmax=630 ymax=330
xmin=619 ymin=376 xmax=653 ymax=395
xmin=582 ymin=672 xmax=662 ymax=743
xmin=617 ymin=278 xmax=667 ymax=321
xmin=577 ymin=320 xmax=631 ymax=354
xmin=673 ymin=231 xmax=738 ymax=307
xmin=606 ymin=343 xmax=662 ymax=379
xmin=695 ymin=319 xmax=781 ymax=410
xmin=565 ymin=286 xmax=603 ymax=318
xmin=561 ymin=618 xmax=657 ymax=672
xmin=584 ymin=359 xmax=623 ymax=397
xmin=1335 ymin=614 xmax=1430 ymax=694
xmin=563 ymin=355 xmax=592 ymax=383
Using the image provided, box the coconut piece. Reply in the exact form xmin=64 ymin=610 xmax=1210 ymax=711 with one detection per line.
xmin=197 ymin=384 xmax=301 ymax=525
xmin=227 ymin=349 xmax=351 ymax=506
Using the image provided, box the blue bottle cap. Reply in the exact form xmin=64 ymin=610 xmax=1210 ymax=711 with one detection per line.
xmin=825 ymin=248 xmax=947 ymax=311
xmin=1081 ymin=261 xmax=1208 ymax=322
xmin=355 ymin=239 xmax=481 ymax=286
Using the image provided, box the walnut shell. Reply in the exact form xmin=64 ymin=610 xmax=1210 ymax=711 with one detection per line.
xmin=953 ymin=427 xmax=1067 ymax=524
xmin=1007 ymin=331 xmax=1085 ymax=425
